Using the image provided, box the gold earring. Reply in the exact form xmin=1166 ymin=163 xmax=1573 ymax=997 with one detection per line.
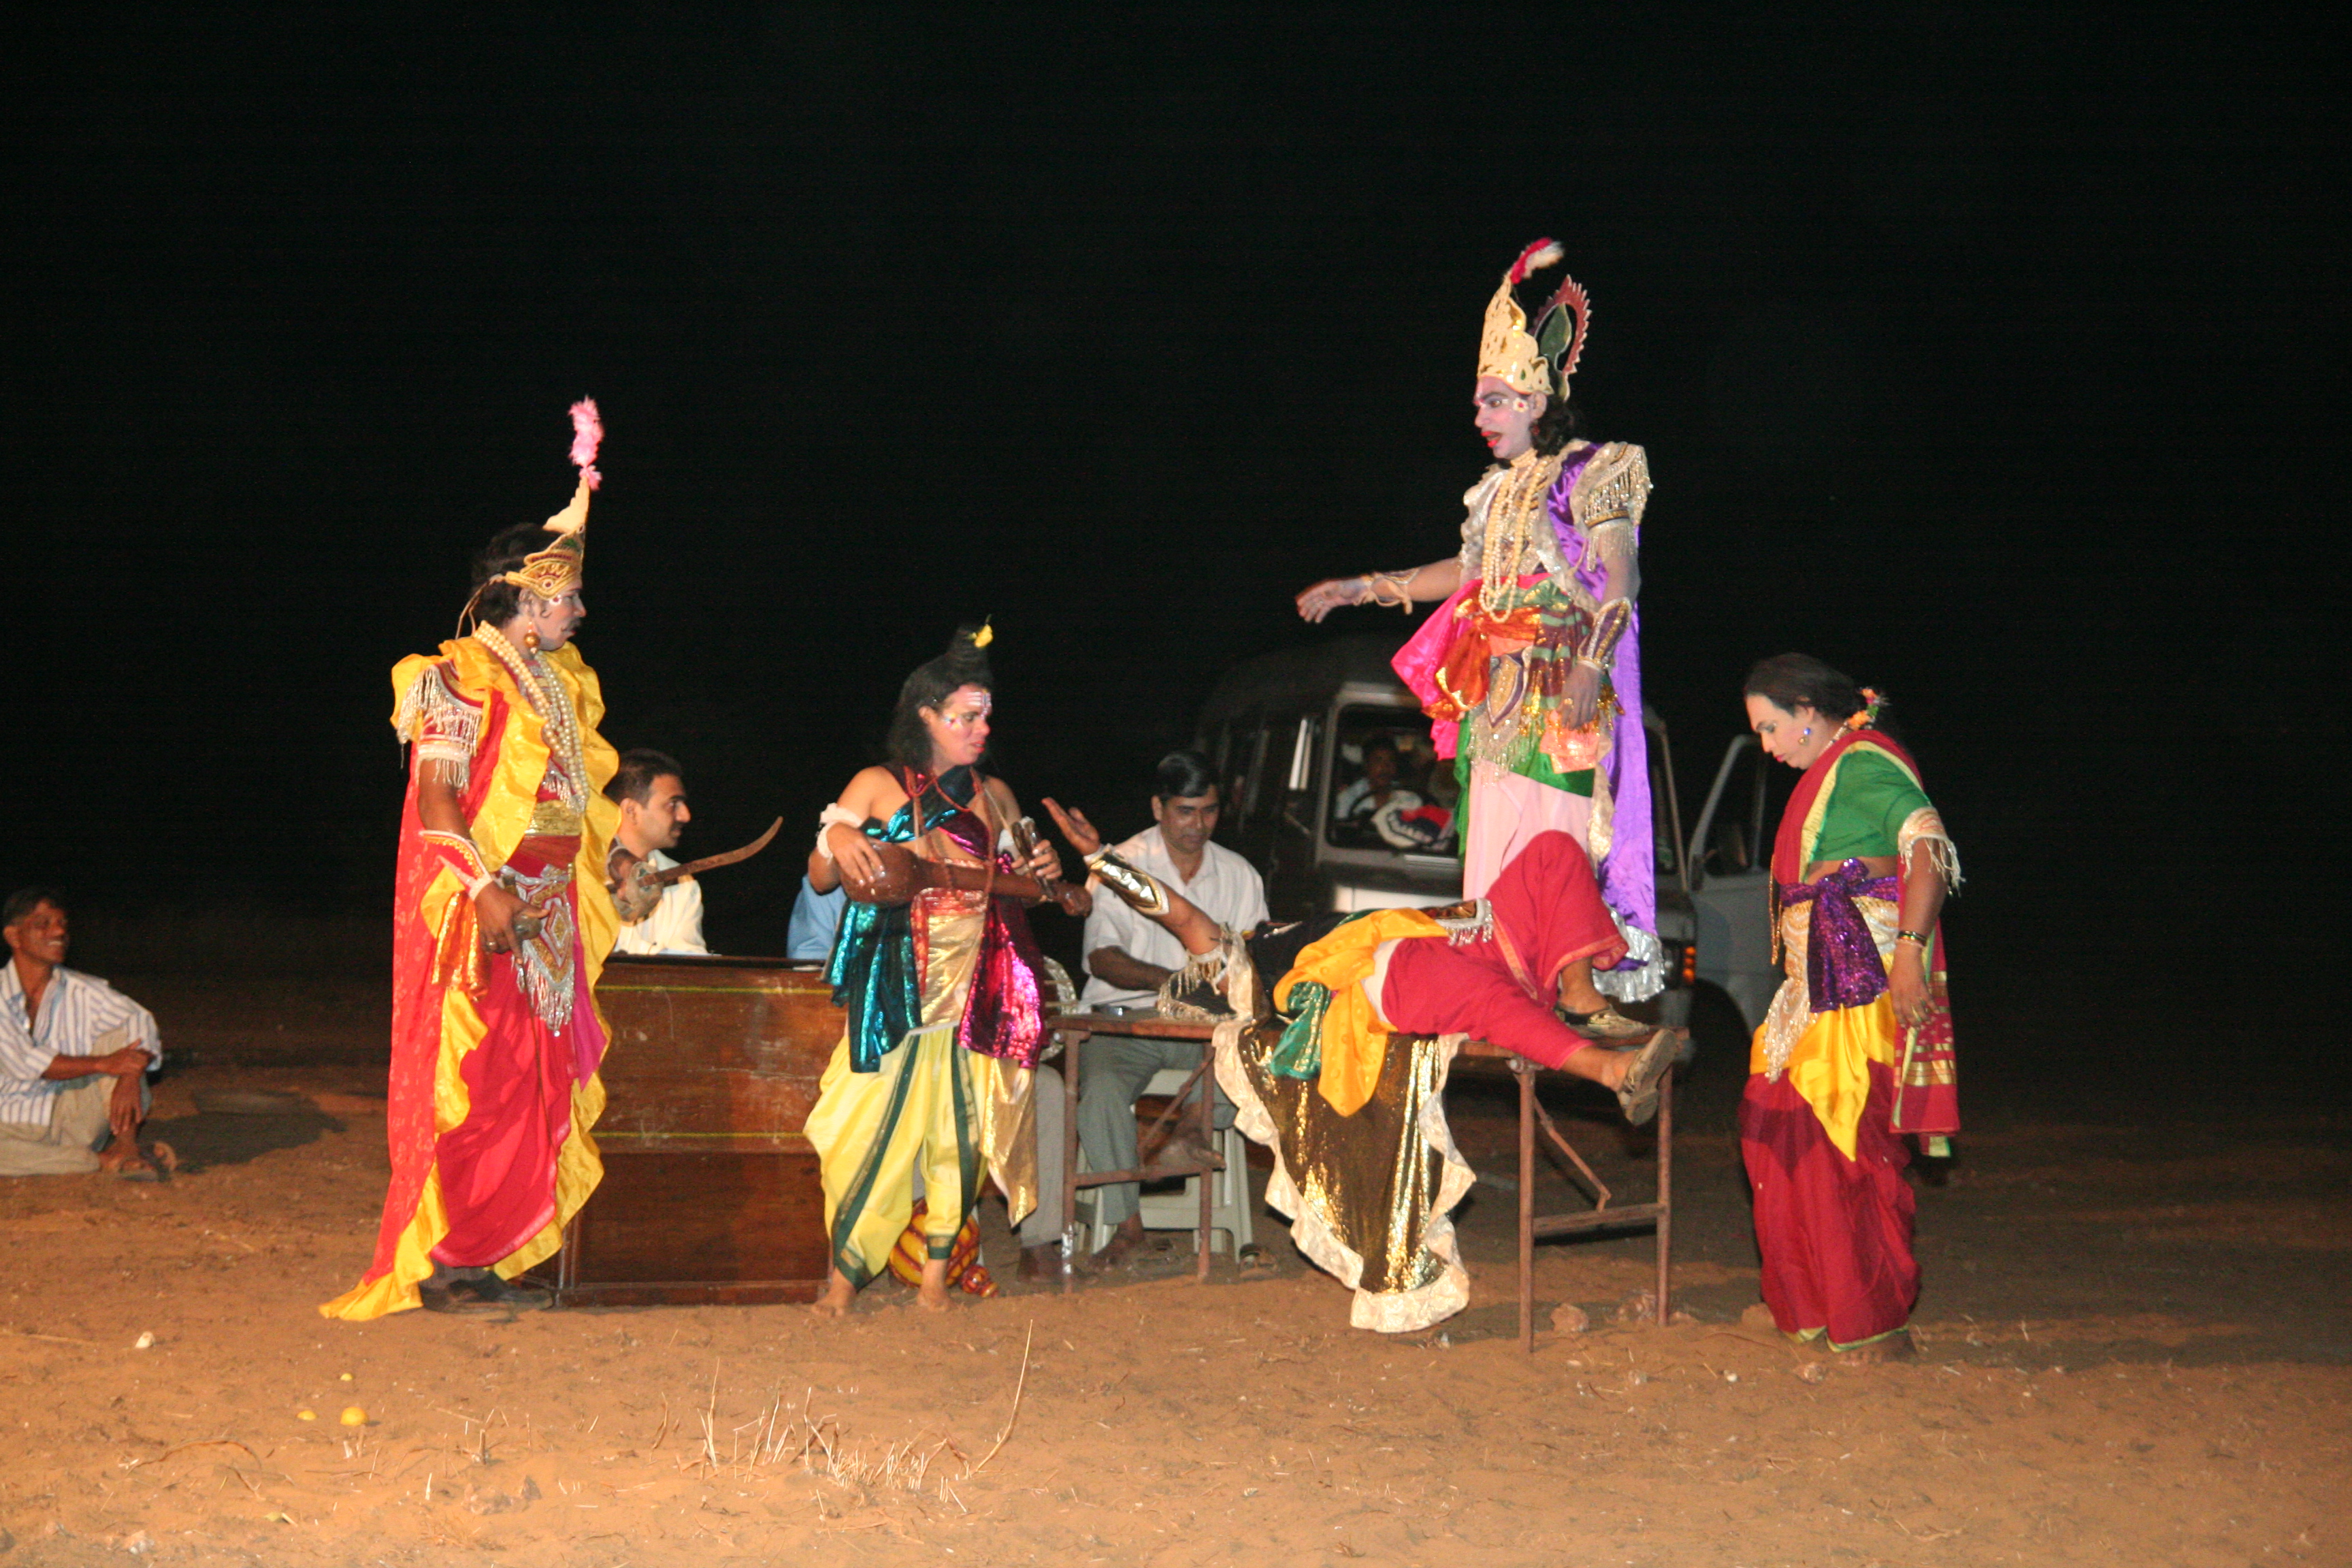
xmin=524 ymin=626 xmax=541 ymax=651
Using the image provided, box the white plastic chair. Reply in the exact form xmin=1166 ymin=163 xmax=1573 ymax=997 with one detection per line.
xmin=1076 ymin=1067 xmax=1255 ymax=1258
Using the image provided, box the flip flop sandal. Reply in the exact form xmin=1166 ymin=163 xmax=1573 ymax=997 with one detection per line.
xmin=1562 ymin=1004 xmax=1654 ymax=1043
xmin=1614 ymin=1029 xmax=1681 ymax=1127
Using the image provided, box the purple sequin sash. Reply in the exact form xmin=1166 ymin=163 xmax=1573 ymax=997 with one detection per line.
xmin=1780 ymin=860 xmax=1899 ymax=1013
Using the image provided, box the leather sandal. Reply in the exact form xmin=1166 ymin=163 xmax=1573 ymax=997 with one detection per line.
xmin=1613 ymin=1028 xmax=1681 ymax=1127
xmin=419 ymin=1271 xmax=553 ymax=1316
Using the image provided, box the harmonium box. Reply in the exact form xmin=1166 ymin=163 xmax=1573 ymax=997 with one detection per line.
xmin=526 ymin=956 xmax=839 ymax=1306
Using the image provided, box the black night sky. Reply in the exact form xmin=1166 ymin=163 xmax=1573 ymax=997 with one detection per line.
xmin=6 ymin=10 xmax=2346 ymax=1100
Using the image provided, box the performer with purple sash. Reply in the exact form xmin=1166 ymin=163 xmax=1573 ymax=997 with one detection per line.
xmin=1739 ymin=654 xmax=1961 ymax=1360
xmin=1298 ymin=239 xmax=1659 ymax=1032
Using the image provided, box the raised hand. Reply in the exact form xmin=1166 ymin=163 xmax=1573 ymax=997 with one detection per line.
xmin=1040 ymin=798 xmax=1102 ymax=858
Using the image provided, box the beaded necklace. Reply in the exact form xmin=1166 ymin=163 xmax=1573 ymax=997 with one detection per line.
xmin=1475 ymin=449 xmax=1568 ymax=619
xmin=474 ymin=624 xmax=588 ymax=810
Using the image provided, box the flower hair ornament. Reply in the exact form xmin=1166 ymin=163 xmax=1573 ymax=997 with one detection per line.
xmin=1476 ymin=238 xmax=1591 ymax=397
xmin=1842 ymin=687 xmax=1886 ymax=732
xmin=461 ymin=399 xmax=604 ymax=630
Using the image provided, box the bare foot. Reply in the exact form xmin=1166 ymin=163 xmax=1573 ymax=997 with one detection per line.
xmin=916 ymin=1258 xmax=955 ymax=1312
xmin=1017 ymin=1243 xmax=1062 ymax=1281
xmin=809 ymin=1270 xmax=856 ymax=1319
xmin=1091 ymin=1218 xmax=1147 ymax=1269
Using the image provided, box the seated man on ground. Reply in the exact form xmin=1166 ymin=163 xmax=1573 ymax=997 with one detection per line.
xmin=1077 ymin=751 xmax=1267 ymax=1265
xmin=1042 ymin=800 xmax=1681 ymax=1331
xmin=605 ymin=748 xmax=712 ymax=957
xmin=0 ymin=889 xmax=164 ymax=1179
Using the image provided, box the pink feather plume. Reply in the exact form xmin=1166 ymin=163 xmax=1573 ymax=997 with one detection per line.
xmin=1507 ymin=238 xmax=1563 ymax=284
xmin=568 ymin=398 xmax=604 ymax=490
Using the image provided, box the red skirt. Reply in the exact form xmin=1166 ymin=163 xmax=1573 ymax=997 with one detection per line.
xmin=1739 ymin=1059 xmax=1918 ymax=1346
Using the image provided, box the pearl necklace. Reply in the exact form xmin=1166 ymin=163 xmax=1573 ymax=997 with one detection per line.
xmin=1477 ymin=449 xmax=1568 ymax=619
xmin=475 ymin=625 xmax=588 ymax=810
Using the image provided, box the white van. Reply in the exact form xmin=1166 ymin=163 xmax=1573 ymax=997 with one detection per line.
xmin=1196 ymin=636 xmax=1703 ymax=1027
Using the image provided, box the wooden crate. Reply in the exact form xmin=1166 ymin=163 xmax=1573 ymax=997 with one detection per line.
xmin=527 ymin=956 xmax=840 ymax=1306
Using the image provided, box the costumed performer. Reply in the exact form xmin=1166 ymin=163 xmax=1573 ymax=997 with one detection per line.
xmin=1040 ymin=798 xmax=1682 ymax=1333
xmin=323 ymin=400 xmax=621 ymax=1320
xmin=1740 ymin=653 xmax=1961 ymax=1361
xmin=804 ymin=626 xmax=1064 ymax=1314
xmin=1297 ymin=238 xmax=1659 ymax=1034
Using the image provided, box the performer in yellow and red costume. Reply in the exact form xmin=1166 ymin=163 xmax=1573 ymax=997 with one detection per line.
xmin=323 ymin=402 xmax=621 ymax=1320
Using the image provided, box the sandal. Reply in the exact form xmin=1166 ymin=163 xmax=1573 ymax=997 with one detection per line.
xmin=1614 ymin=1028 xmax=1682 ymax=1126
xmin=1562 ymin=1004 xmax=1654 ymax=1043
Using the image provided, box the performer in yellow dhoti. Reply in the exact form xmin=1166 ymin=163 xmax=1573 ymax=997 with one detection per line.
xmin=803 ymin=627 xmax=1064 ymax=1313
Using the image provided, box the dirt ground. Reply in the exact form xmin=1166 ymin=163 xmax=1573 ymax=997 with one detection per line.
xmin=2 ymin=973 xmax=2347 ymax=1568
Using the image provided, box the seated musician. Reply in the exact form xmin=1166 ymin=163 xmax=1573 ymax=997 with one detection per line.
xmin=1077 ymin=750 xmax=1266 ymax=1266
xmin=803 ymin=627 xmax=1066 ymax=1314
xmin=1041 ymin=798 xmax=1680 ymax=1333
xmin=604 ymin=749 xmax=712 ymax=956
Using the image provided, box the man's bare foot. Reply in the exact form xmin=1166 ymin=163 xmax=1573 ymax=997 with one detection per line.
xmin=99 ymin=1147 xmax=161 ymax=1181
xmin=1147 ymin=1130 xmax=1223 ymax=1175
xmin=916 ymin=1258 xmax=955 ymax=1312
xmin=1017 ymin=1243 xmax=1062 ymax=1281
xmin=810 ymin=1270 xmax=856 ymax=1318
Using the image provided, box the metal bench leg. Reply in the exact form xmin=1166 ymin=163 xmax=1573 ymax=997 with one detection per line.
xmin=1518 ymin=1063 xmax=1536 ymax=1354
xmin=1654 ymin=1067 xmax=1673 ymax=1326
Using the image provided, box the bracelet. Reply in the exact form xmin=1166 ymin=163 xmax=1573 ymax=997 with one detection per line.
xmin=466 ymin=870 xmax=497 ymax=900
xmin=1895 ymin=929 xmax=1931 ymax=947
xmin=815 ymin=804 xmax=862 ymax=863
xmin=1576 ymin=596 xmax=1633 ymax=668
xmin=1363 ymin=570 xmax=1416 ymax=612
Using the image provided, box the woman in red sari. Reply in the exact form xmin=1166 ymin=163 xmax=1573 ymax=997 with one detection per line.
xmin=1739 ymin=654 xmax=1960 ymax=1360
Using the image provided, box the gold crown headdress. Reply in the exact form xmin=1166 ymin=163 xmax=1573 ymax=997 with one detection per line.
xmin=1476 ymin=238 xmax=1590 ymax=398
xmin=496 ymin=398 xmax=603 ymax=600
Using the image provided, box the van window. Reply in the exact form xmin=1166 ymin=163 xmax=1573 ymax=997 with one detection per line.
xmin=1325 ymin=706 xmax=1456 ymax=854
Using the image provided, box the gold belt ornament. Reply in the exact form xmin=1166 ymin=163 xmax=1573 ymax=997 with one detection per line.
xmin=528 ymin=800 xmax=585 ymax=837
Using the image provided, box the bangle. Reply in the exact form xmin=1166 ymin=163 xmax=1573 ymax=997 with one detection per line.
xmin=815 ymin=804 xmax=862 ymax=863
xmin=1895 ymin=929 xmax=1931 ymax=947
xmin=1363 ymin=570 xmax=1416 ymax=612
xmin=466 ymin=870 xmax=497 ymax=900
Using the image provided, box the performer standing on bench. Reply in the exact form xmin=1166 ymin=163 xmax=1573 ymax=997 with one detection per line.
xmin=804 ymin=626 xmax=1065 ymax=1314
xmin=1296 ymin=239 xmax=1660 ymax=1035
xmin=1042 ymin=798 xmax=1680 ymax=1332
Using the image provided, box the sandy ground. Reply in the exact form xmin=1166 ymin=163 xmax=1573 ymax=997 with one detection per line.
xmin=1 ymin=973 xmax=2347 ymax=1567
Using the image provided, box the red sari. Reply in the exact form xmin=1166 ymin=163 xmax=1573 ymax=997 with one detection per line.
xmin=1740 ymin=726 xmax=1958 ymax=1348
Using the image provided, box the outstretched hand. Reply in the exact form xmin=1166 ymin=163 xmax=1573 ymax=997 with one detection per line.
xmin=1296 ymin=576 xmax=1369 ymax=623
xmin=1040 ymin=798 xmax=1101 ymax=858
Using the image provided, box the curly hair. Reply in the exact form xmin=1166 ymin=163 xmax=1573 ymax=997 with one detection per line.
xmin=1531 ymin=391 xmax=1585 ymax=456
xmin=885 ymin=627 xmax=994 ymax=774
xmin=468 ymin=523 xmax=563 ymax=625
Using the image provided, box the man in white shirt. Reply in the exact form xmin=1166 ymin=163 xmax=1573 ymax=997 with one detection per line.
xmin=1077 ymin=751 xmax=1268 ymax=1263
xmin=0 ymin=889 xmax=163 ymax=1179
xmin=605 ymin=749 xmax=712 ymax=957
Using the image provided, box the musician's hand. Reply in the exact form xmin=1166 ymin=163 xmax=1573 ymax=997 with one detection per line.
xmin=1040 ymin=798 xmax=1101 ymax=858
xmin=609 ymin=856 xmax=663 ymax=924
xmin=1296 ymin=576 xmax=1370 ymax=624
xmin=476 ymin=882 xmax=527 ymax=955
xmin=1889 ymin=945 xmax=1933 ymax=1030
xmin=830 ymin=823 xmax=884 ymax=887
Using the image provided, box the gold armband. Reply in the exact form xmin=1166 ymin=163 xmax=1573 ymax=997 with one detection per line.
xmin=1578 ymin=596 xmax=1633 ymax=668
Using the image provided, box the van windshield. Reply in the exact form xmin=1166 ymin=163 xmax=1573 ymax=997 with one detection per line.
xmin=1325 ymin=706 xmax=1455 ymax=855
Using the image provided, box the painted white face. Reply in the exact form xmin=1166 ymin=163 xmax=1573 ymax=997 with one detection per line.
xmin=1746 ymin=694 xmax=1831 ymax=770
xmin=522 ymin=587 xmax=587 ymax=650
xmin=920 ymin=684 xmax=993 ymax=771
xmin=1473 ymin=375 xmax=1545 ymax=461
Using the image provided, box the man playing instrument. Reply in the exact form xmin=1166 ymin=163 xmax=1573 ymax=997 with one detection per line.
xmin=605 ymin=749 xmax=712 ymax=957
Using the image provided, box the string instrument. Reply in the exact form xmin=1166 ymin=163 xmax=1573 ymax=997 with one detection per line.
xmin=838 ymin=838 xmax=1091 ymax=917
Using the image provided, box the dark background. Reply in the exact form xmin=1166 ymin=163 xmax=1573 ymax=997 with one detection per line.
xmin=5 ymin=8 xmax=2345 ymax=1100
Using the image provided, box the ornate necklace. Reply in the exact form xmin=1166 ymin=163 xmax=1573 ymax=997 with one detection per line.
xmin=475 ymin=625 xmax=588 ymax=809
xmin=1477 ymin=450 xmax=1567 ymax=619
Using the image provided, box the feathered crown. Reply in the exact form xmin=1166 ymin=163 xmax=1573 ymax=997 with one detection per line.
xmin=1476 ymin=238 xmax=1590 ymax=398
xmin=499 ymin=399 xmax=604 ymax=601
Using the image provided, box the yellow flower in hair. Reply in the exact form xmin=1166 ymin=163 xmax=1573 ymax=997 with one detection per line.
xmin=973 ymin=619 xmax=994 ymax=649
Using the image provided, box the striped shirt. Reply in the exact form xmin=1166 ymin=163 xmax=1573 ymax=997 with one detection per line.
xmin=0 ymin=962 xmax=160 ymax=1128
